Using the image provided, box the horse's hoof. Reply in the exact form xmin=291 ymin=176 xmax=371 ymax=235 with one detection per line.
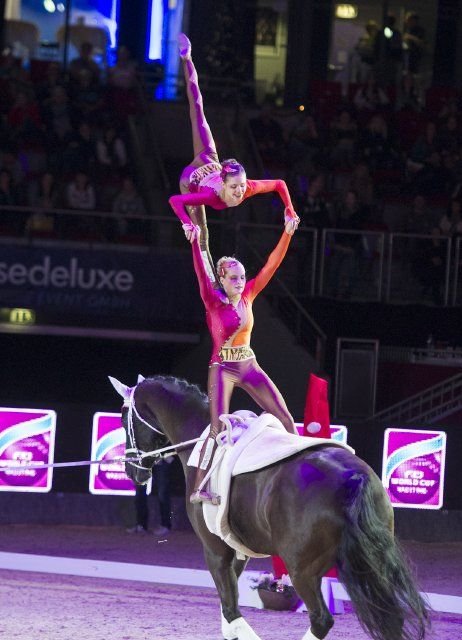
xmin=225 ymin=617 xmax=262 ymax=640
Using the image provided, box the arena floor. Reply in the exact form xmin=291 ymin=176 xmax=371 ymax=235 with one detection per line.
xmin=0 ymin=525 xmax=460 ymax=640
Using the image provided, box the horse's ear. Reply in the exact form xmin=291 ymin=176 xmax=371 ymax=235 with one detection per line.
xmin=137 ymin=374 xmax=145 ymax=384
xmin=108 ymin=376 xmax=131 ymax=401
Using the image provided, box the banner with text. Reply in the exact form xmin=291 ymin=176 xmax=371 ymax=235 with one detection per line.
xmin=382 ymin=428 xmax=447 ymax=509
xmin=89 ymin=412 xmax=136 ymax=495
xmin=0 ymin=407 xmax=56 ymax=492
xmin=0 ymin=243 xmax=200 ymax=329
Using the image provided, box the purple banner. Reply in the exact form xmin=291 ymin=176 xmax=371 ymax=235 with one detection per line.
xmin=89 ymin=412 xmax=136 ymax=496
xmin=0 ymin=407 xmax=56 ymax=492
xmin=382 ymin=428 xmax=447 ymax=509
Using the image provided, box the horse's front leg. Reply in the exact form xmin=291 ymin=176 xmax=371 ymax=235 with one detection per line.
xmin=203 ymin=546 xmax=261 ymax=640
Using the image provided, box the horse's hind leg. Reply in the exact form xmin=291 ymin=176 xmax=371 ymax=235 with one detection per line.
xmin=291 ymin=573 xmax=334 ymax=640
xmin=204 ymin=548 xmax=261 ymax=640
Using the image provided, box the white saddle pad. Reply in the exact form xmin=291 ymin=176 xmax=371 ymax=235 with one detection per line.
xmin=187 ymin=412 xmax=354 ymax=559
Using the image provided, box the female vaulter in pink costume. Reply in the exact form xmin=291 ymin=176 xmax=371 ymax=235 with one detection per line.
xmin=184 ymin=221 xmax=298 ymax=504
xmin=169 ymin=33 xmax=299 ymax=279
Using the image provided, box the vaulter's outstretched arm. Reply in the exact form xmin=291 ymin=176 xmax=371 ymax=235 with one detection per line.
xmin=245 ymin=179 xmax=298 ymax=219
xmin=248 ymin=219 xmax=298 ymax=300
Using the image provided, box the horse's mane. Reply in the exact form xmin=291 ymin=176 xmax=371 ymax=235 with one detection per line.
xmin=145 ymin=375 xmax=209 ymax=407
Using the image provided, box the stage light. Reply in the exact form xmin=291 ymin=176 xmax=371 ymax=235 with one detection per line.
xmin=335 ymin=4 xmax=358 ymax=19
xmin=56 ymin=3 xmax=65 ymax=12
xmin=384 ymin=27 xmax=393 ymax=39
xmin=298 ymin=105 xmax=305 ymax=112
xmin=8 ymin=308 xmax=36 ymax=325
xmin=147 ymin=0 xmax=164 ymax=61
xmin=43 ymin=0 xmax=56 ymax=13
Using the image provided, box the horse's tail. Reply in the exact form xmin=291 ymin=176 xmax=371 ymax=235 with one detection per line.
xmin=336 ymin=471 xmax=430 ymax=640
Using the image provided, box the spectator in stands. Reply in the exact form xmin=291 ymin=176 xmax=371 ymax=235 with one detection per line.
xmin=249 ymin=102 xmax=286 ymax=169
xmin=329 ymin=108 xmax=358 ymax=168
xmin=70 ymin=69 xmax=105 ymax=125
xmin=107 ymin=45 xmax=139 ymax=121
xmin=360 ymin=114 xmax=397 ymax=171
xmin=403 ymin=12 xmax=426 ymax=77
xmin=327 ymin=188 xmax=369 ymax=298
xmin=62 ymin=120 xmax=97 ymax=175
xmin=0 ymin=168 xmax=20 ymax=205
xmin=404 ymin=194 xmax=434 ymax=234
xmin=297 ymin=173 xmax=332 ymax=229
xmin=111 ymin=175 xmax=146 ymax=239
xmin=25 ymin=188 xmax=56 ymax=237
xmin=96 ymin=124 xmax=127 ymax=176
xmin=408 ymin=120 xmax=437 ymax=167
xmin=0 ymin=168 xmax=23 ymax=234
xmin=351 ymin=20 xmax=379 ymax=83
xmin=438 ymin=197 xmax=462 ymax=237
xmin=349 ymin=161 xmax=375 ymax=207
xmin=373 ymin=14 xmax=403 ymax=88
xmin=31 ymin=171 xmax=60 ymax=210
xmin=64 ymin=170 xmax=97 ymax=237
xmin=36 ymin=62 xmax=66 ymax=105
xmin=286 ymin=109 xmax=321 ymax=169
xmin=109 ymin=45 xmax=138 ymax=90
xmin=7 ymin=89 xmax=43 ymax=142
xmin=69 ymin=42 xmax=100 ymax=86
xmin=436 ymin=115 xmax=462 ymax=154
xmin=65 ymin=170 xmax=96 ymax=211
xmin=396 ymin=72 xmax=421 ymax=112
xmin=0 ymin=149 xmax=26 ymax=187
xmin=409 ymin=150 xmax=453 ymax=197
xmin=42 ymin=86 xmax=74 ymax=143
xmin=353 ymin=74 xmax=389 ymax=117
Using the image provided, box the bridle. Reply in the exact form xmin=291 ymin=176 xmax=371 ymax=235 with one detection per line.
xmin=124 ymin=387 xmax=166 ymax=471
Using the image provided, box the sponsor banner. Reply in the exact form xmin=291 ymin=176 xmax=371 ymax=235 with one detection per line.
xmin=0 ymin=407 xmax=56 ymax=492
xmin=382 ymin=428 xmax=447 ymax=510
xmin=0 ymin=243 xmax=200 ymax=327
xmin=89 ymin=412 xmax=136 ymax=496
xmin=295 ymin=423 xmax=348 ymax=443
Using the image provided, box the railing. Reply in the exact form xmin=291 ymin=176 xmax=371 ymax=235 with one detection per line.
xmin=319 ymin=228 xmax=385 ymax=301
xmin=1 ymin=205 xmax=462 ymax=307
xmin=318 ymin=227 xmax=458 ymax=306
xmin=370 ymin=372 xmax=462 ymax=424
xmin=380 ymin=345 xmax=462 ymax=364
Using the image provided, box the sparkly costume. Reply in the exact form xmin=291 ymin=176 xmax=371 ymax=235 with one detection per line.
xmin=169 ymin=177 xmax=296 ymax=226
xmin=173 ymin=36 xmax=297 ymax=277
xmin=190 ymin=229 xmax=295 ymax=502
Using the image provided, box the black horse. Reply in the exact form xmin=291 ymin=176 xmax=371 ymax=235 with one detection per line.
xmin=110 ymin=374 xmax=429 ymax=640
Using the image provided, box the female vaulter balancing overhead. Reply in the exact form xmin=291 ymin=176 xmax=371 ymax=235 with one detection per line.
xmin=169 ymin=33 xmax=300 ymax=280
xmin=180 ymin=220 xmax=299 ymax=505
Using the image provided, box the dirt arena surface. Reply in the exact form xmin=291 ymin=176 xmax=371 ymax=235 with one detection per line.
xmin=0 ymin=525 xmax=460 ymax=640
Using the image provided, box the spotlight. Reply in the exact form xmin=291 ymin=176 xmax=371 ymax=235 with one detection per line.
xmin=57 ymin=3 xmax=65 ymax=11
xmin=43 ymin=0 xmax=56 ymax=13
xmin=298 ymin=105 xmax=305 ymax=112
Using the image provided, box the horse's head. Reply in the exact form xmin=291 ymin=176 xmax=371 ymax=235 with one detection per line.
xmin=108 ymin=375 xmax=167 ymax=485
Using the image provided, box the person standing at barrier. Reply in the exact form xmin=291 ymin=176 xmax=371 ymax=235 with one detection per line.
xmin=169 ymin=33 xmax=299 ymax=281
xmin=126 ymin=457 xmax=173 ymax=536
xmin=184 ymin=219 xmax=298 ymax=505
